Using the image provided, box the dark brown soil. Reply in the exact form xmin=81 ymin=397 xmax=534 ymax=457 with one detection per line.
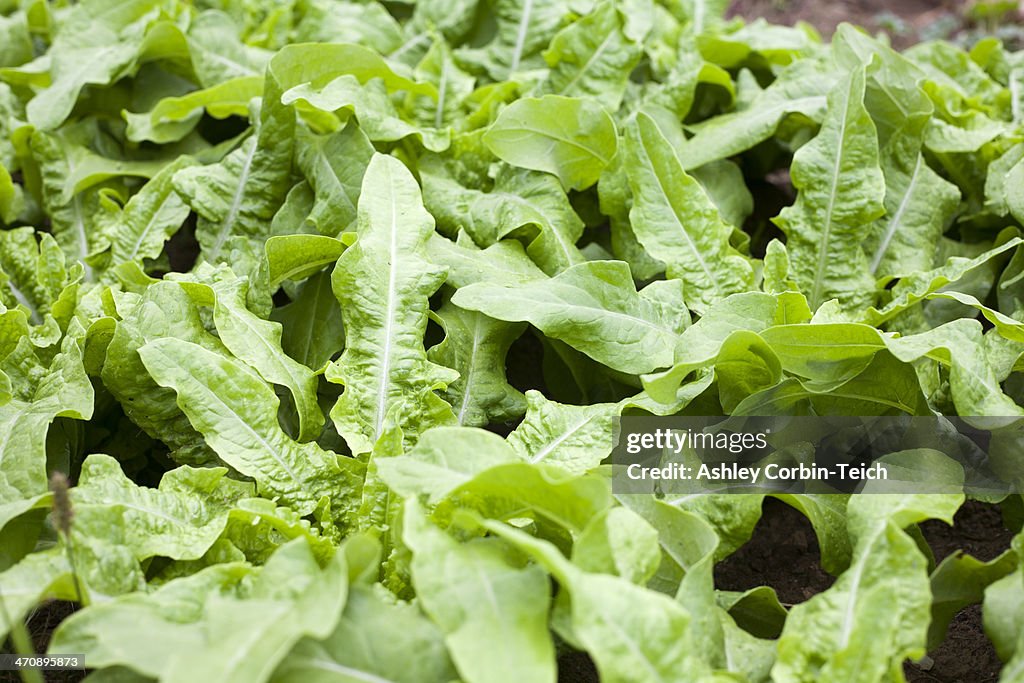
xmin=904 ymin=501 xmax=1016 ymax=682
xmin=714 ymin=497 xmax=835 ymax=604
xmin=713 ymin=498 xmax=1014 ymax=683
xmin=727 ymin=0 xmax=966 ymax=48
xmin=558 ymin=650 xmax=601 ymax=683
xmin=164 ymin=213 xmax=200 ymax=274
xmin=1 ymin=601 xmax=84 ymax=683
xmin=905 ymin=604 xmax=1004 ymax=683
xmin=919 ymin=499 xmax=1015 ymax=564
xmin=558 ymin=497 xmax=1015 ymax=683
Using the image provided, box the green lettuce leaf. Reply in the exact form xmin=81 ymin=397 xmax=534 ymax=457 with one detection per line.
xmin=404 ymin=500 xmax=557 ymax=683
xmin=774 ymin=66 xmax=885 ymax=311
xmin=538 ymin=1 xmax=641 ymax=108
xmin=624 ymin=112 xmax=755 ymax=314
xmin=327 ymin=154 xmax=458 ymax=454
xmin=138 ymin=337 xmax=360 ymax=516
xmin=483 ymin=95 xmax=617 ymax=191
xmin=482 ymin=517 xmax=712 ymax=683
xmin=50 ymin=539 xmax=347 ymax=683
xmin=453 ymin=260 xmax=687 ymax=375
xmin=773 ymin=493 xmax=963 ymax=682
xmin=427 ymin=300 xmax=527 ymax=427
xmin=72 ymin=454 xmax=253 ymax=562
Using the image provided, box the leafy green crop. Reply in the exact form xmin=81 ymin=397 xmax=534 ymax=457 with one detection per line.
xmin=1 ymin=0 xmax=1023 ymax=681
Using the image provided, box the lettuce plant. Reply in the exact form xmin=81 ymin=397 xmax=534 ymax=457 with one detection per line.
xmin=0 ymin=0 xmax=1023 ymax=681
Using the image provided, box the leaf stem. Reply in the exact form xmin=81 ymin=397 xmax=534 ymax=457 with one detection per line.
xmin=0 ymin=593 xmax=44 ymax=683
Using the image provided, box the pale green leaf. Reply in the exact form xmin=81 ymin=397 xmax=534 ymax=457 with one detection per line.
xmin=428 ymin=300 xmax=527 ymax=427
xmin=538 ymin=1 xmax=641 ymax=109
xmin=624 ymin=113 xmax=755 ymax=313
xmin=452 ymin=260 xmax=685 ymax=375
xmin=483 ymin=95 xmax=617 ymax=191
xmin=274 ymin=585 xmax=457 ymax=683
xmin=774 ymin=67 xmax=885 ymax=310
xmin=138 ymin=337 xmax=359 ymax=516
xmin=405 ymin=501 xmax=557 ymax=683
xmin=483 ymin=519 xmax=710 ymax=683
xmin=72 ymin=454 xmax=253 ymax=562
xmin=102 ymin=156 xmax=196 ymax=267
xmin=271 ymin=271 xmax=345 ymax=371
xmin=295 ymin=122 xmax=375 ymax=236
xmin=327 ymin=154 xmax=458 ymax=454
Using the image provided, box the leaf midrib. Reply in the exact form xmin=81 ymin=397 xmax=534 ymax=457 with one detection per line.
xmin=870 ymin=153 xmax=923 ymax=275
xmin=210 ymin=140 xmax=258 ymax=260
xmin=810 ymin=80 xmax=853 ymax=307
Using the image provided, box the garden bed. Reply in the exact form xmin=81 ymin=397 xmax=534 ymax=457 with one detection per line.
xmin=2 ymin=0 xmax=1024 ymax=682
